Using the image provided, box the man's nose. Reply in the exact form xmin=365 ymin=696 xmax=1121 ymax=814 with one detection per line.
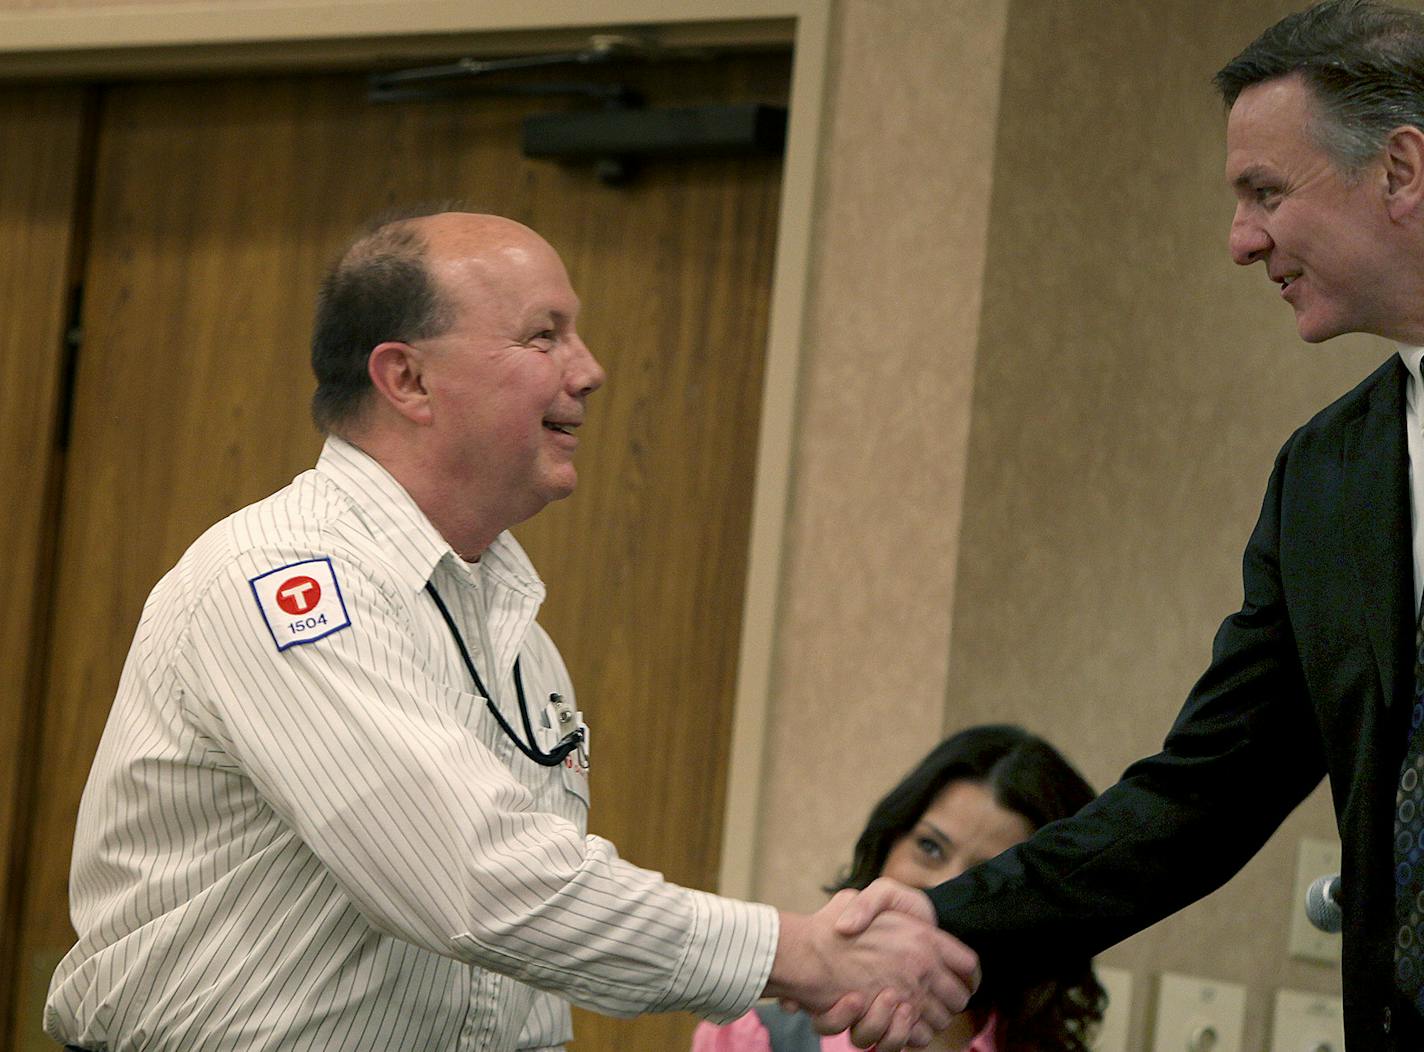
xmin=1229 ymin=206 xmax=1270 ymax=266
xmin=569 ymin=336 xmax=606 ymax=397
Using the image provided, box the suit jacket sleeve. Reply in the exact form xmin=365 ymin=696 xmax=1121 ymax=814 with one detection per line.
xmin=927 ymin=436 xmax=1330 ymax=989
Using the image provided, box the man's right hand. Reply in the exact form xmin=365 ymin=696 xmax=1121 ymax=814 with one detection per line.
xmin=762 ymin=880 xmax=979 ymax=1051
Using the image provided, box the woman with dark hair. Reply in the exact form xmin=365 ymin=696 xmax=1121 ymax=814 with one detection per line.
xmin=693 ymin=725 xmax=1106 ymax=1052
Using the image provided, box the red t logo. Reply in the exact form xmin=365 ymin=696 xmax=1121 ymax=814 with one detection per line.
xmin=276 ymin=575 xmax=321 ymax=615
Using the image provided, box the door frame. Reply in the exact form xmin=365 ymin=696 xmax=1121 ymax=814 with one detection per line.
xmin=0 ymin=0 xmax=831 ymax=901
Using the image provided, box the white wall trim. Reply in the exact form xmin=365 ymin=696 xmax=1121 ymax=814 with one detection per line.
xmin=717 ymin=0 xmax=828 ymax=903
xmin=0 ymin=0 xmax=801 ymax=50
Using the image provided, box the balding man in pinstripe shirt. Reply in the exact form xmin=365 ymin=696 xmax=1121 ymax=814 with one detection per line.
xmin=46 ymin=211 xmax=978 ymax=1052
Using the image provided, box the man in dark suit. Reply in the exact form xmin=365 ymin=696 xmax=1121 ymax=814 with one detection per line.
xmin=823 ymin=2 xmax=1424 ymax=1048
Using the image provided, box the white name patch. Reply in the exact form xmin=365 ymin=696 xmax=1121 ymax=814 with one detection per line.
xmin=250 ymin=557 xmax=352 ymax=651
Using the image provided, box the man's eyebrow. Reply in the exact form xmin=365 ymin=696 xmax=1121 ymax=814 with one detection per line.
xmin=1231 ymin=165 xmax=1271 ymax=190
xmin=540 ymin=302 xmax=580 ymax=324
xmin=523 ymin=305 xmax=577 ymax=327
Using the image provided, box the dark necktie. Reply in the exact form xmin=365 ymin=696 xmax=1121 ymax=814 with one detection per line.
xmin=1395 ymin=612 xmax=1424 ymax=1011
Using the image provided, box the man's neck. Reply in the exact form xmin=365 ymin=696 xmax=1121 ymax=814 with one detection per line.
xmin=339 ymin=429 xmax=505 ymax=561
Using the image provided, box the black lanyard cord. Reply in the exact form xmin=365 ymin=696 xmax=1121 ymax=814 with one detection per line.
xmin=424 ymin=580 xmax=583 ymax=767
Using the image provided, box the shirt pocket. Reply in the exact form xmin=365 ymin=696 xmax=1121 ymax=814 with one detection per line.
xmin=429 ymin=680 xmax=510 ymax=761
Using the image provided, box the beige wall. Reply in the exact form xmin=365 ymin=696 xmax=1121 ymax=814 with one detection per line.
xmin=0 ymin=0 xmax=1378 ymax=1048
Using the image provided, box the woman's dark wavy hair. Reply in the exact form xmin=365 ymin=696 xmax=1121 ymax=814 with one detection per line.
xmin=827 ymin=724 xmax=1105 ymax=1052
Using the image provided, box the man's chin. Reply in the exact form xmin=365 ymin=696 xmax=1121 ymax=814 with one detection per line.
xmin=504 ymin=477 xmax=576 ymax=529
xmin=538 ymin=473 xmax=578 ymax=504
xmin=1294 ymin=313 xmax=1343 ymax=344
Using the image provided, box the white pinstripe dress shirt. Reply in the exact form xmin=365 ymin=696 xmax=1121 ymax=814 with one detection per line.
xmin=46 ymin=437 xmax=776 ymax=1051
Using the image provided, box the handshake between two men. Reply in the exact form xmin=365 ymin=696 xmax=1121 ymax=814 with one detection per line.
xmin=765 ymin=878 xmax=980 ymax=1051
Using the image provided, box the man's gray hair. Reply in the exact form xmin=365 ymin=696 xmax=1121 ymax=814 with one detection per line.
xmin=1215 ymin=0 xmax=1424 ymax=172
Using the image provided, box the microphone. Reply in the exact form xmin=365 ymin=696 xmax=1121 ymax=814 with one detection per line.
xmin=1305 ymin=873 xmax=1342 ymax=933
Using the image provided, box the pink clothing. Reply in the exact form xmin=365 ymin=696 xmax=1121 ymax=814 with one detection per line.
xmin=691 ymin=1008 xmax=1001 ymax=1052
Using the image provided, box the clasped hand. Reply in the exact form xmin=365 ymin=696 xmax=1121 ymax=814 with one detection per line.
xmin=765 ymin=878 xmax=979 ymax=1051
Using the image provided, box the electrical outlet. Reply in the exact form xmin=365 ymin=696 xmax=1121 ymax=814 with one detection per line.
xmin=1288 ymin=836 xmax=1342 ymax=964
xmin=1269 ymin=989 xmax=1344 ymax=1052
xmin=1151 ymin=973 xmax=1246 ymax=1052
xmin=1093 ymin=965 xmax=1132 ymax=1052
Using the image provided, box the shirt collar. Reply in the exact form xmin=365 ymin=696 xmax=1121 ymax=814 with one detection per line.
xmin=315 ymin=435 xmax=543 ymax=602
xmin=1399 ymin=343 xmax=1424 ymax=414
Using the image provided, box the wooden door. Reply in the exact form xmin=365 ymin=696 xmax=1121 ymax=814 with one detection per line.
xmin=7 ymin=56 xmax=785 ymax=1052
xmin=0 ymin=85 xmax=88 ymax=1050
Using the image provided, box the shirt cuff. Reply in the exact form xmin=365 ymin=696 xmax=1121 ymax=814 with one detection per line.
xmin=655 ymin=891 xmax=778 ymax=1023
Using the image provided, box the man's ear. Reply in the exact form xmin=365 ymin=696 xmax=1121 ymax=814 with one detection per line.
xmin=1383 ymin=124 xmax=1424 ymax=222
xmin=367 ymin=341 xmax=433 ymax=425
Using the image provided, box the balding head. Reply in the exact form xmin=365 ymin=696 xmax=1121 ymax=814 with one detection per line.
xmin=310 ymin=211 xmax=576 ymax=436
xmin=403 ymin=213 xmax=567 ymax=340
xmin=312 ymin=210 xmax=558 ymax=434
xmin=337 ymin=210 xmax=601 ymax=555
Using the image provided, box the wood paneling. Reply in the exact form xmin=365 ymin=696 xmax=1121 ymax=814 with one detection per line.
xmin=0 ymin=84 xmax=86 ymax=1047
xmin=9 ymin=57 xmax=783 ymax=1052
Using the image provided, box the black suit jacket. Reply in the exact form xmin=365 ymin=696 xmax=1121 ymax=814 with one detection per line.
xmin=928 ymin=354 xmax=1416 ymax=1049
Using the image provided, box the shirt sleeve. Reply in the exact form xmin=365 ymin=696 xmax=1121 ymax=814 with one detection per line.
xmin=173 ymin=550 xmax=776 ymax=1021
